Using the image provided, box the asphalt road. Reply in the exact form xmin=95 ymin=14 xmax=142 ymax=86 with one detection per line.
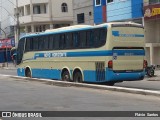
xmin=0 ymin=75 xmax=160 ymax=120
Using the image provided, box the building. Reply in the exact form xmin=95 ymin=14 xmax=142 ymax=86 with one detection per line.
xmin=13 ymin=0 xmax=73 ymax=34
xmin=94 ymin=0 xmax=106 ymax=24
xmin=144 ymin=0 xmax=160 ymax=65
xmin=93 ymin=0 xmax=143 ymax=24
xmin=73 ymin=0 xmax=94 ymax=25
xmin=106 ymin=0 xmax=143 ymax=23
xmin=0 ymin=0 xmax=15 ymax=39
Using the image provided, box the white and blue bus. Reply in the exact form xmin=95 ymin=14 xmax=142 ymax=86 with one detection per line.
xmin=16 ymin=22 xmax=146 ymax=85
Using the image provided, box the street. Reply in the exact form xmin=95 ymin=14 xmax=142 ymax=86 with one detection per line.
xmin=0 ymin=75 xmax=160 ymax=120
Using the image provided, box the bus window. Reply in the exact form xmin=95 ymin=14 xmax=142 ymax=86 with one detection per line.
xmin=17 ymin=38 xmax=25 ymax=65
xmin=99 ymin=28 xmax=107 ymax=46
xmin=80 ymin=31 xmax=87 ymax=48
xmin=44 ymin=36 xmax=49 ymax=50
xmin=25 ymin=37 xmax=33 ymax=52
xmin=25 ymin=38 xmax=31 ymax=52
xmin=93 ymin=29 xmax=100 ymax=47
xmin=65 ymin=32 xmax=73 ymax=49
xmin=54 ymin=34 xmax=60 ymax=50
xmin=49 ymin=35 xmax=54 ymax=50
xmin=38 ymin=37 xmax=44 ymax=50
xmin=59 ymin=34 xmax=66 ymax=49
xmin=87 ymin=30 xmax=94 ymax=47
xmin=73 ymin=32 xmax=80 ymax=48
xmin=33 ymin=37 xmax=39 ymax=50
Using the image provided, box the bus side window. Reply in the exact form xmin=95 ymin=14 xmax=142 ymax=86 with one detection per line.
xmin=44 ymin=36 xmax=49 ymax=50
xmin=49 ymin=35 xmax=54 ymax=50
xmin=93 ymin=28 xmax=100 ymax=47
xmin=60 ymin=34 xmax=66 ymax=49
xmin=80 ymin=31 xmax=87 ymax=48
xmin=54 ymin=34 xmax=60 ymax=50
xmin=99 ymin=28 xmax=107 ymax=46
xmin=65 ymin=32 xmax=73 ymax=49
xmin=33 ymin=37 xmax=39 ymax=51
xmin=87 ymin=30 xmax=94 ymax=47
xmin=17 ymin=38 xmax=25 ymax=65
xmin=73 ymin=32 xmax=80 ymax=48
xmin=38 ymin=36 xmax=44 ymax=50
xmin=30 ymin=38 xmax=33 ymax=50
xmin=25 ymin=38 xmax=31 ymax=52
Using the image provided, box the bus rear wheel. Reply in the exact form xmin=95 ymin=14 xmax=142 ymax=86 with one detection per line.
xmin=106 ymin=82 xmax=115 ymax=86
xmin=62 ymin=71 xmax=70 ymax=81
xmin=73 ymin=71 xmax=83 ymax=83
xmin=25 ymin=68 xmax=32 ymax=78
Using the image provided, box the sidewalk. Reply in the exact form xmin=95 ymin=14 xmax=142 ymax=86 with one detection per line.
xmin=0 ymin=62 xmax=17 ymax=70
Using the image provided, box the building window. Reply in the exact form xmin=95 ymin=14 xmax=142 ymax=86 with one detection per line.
xmin=95 ymin=0 xmax=101 ymax=6
xmin=77 ymin=13 xmax=85 ymax=24
xmin=33 ymin=5 xmax=41 ymax=14
xmin=107 ymin=0 xmax=114 ymax=3
xmin=33 ymin=4 xmax=47 ymax=14
xmin=61 ymin=3 xmax=68 ymax=12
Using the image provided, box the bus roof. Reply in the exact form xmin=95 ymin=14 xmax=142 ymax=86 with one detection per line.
xmin=21 ymin=22 xmax=142 ymax=39
xmin=45 ymin=25 xmax=93 ymax=33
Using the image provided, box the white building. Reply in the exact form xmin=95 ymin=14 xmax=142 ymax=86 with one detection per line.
xmin=13 ymin=0 xmax=73 ymax=34
xmin=0 ymin=0 xmax=15 ymax=39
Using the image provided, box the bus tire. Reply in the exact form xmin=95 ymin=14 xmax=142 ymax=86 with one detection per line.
xmin=62 ymin=70 xmax=70 ymax=81
xmin=73 ymin=71 xmax=83 ymax=83
xmin=106 ymin=82 xmax=115 ymax=86
xmin=25 ymin=68 xmax=32 ymax=78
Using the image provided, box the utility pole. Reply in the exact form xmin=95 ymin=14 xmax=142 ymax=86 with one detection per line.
xmin=16 ymin=0 xmax=20 ymax=45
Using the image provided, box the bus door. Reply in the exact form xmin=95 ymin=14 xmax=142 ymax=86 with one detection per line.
xmin=17 ymin=38 xmax=25 ymax=65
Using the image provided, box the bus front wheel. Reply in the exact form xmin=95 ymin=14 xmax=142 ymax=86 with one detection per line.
xmin=73 ymin=71 xmax=83 ymax=83
xmin=25 ymin=68 xmax=32 ymax=78
xmin=62 ymin=71 xmax=70 ymax=81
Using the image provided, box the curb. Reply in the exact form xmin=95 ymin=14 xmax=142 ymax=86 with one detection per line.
xmin=10 ymin=76 xmax=160 ymax=97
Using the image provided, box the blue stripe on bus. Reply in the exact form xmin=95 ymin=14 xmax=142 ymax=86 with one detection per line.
xmin=67 ymin=50 xmax=113 ymax=57
xmin=113 ymin=50 xmax=145 ymax=56
xmin=33 ymin=50 xmax=145 ymax=59
xmin=17 ymin=68 xmax=145 ymax=83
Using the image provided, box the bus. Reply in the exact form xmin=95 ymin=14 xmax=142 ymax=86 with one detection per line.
xmin=16 ymin=22 xmax=146 ymax=85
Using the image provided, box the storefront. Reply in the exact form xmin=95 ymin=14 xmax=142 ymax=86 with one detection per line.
xmin=144 ymin=3 xmax=160 ymax=65
xmin=0 ymin=38 xmax=15 ymax=63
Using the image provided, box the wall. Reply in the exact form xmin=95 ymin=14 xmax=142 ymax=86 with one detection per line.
xmin=94 ymin=0 xmax=106 ymax=24
xmin=131 ymin=0 xmax=143 ymax=18
xmin=51 ymin=0 xmax=73 ymax=23
xmin=145 ymin=21 xmax=160 ymax=43
xmin=73 ymin=0 xmax=94 ymax=25
xmin=107 ymin=0 xmax=132 ymax=22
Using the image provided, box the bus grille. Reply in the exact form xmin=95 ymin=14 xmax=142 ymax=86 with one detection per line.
xmin=95 ymin=62 xmax=105 ymax=81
